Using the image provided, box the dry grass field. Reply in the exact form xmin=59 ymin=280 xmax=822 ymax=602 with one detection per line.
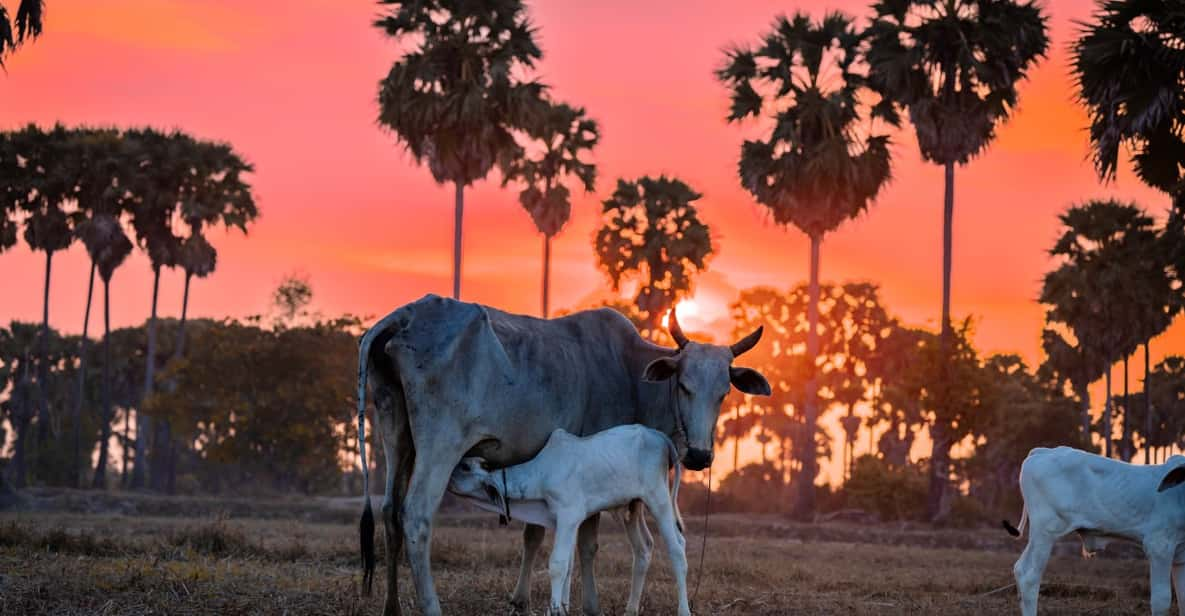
xmin=0 ymin=491 xmax=1160 ymax=615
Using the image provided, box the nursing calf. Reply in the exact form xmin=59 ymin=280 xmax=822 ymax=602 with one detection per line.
xmin=449 ymin=425 xmax=689 ymax=616
xmin=1005 ymin=447 xmax=1185 ymax=616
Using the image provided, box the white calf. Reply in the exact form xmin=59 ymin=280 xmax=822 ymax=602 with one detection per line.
xmin=448 ymin=425 xmax=688 ymax=616
xmin=1005 ymin=446 xmax=1185 ymax=616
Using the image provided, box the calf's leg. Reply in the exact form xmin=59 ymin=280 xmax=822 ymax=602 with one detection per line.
xmin=1013 ymin=532 xmax=1053 ymax=616
xmin=1148 ymin=547 xmax=1174 ymax=616
xmin=644 ymin=494 xmax=689 ymax=616
xmin=549 ymin=516 xmax=581 ymax=616
xmin=622 ymin=501 xmax=654 ymax=616
xmin=1172 ymin=560 xmax=1185 ymax=616
xmin=577 ymin=513 xmax=601 ymax=616
xmin=510 ymin=523 xmax=546 ymax=613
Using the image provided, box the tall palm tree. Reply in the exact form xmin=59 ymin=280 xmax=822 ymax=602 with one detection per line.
xmin=10 ymin=124 xmax=76 ymax=450
xmin=717 ymin=12 xmax=894 ymax=516
xmin=0 ymin=0 xmax=43 ymax=67
xmin=375 ymin=0 xmax=547 ymax=300
xmin=1042 ymin=200 xmax=1156 ymax=458
xmin=69 ymin=127 xmax=126 ymax=487
xmin=125 ymin=128 xmax=184 ymax=490
xmin=866 ymin=0 xmax=1048 ymax=519
xmin=502 ymin=101 xmax=598 ymax=317
xmin=90 ymin=220 xmax=133 ymax=489
xmin=594 ymin=176 xmax=712 ymax=338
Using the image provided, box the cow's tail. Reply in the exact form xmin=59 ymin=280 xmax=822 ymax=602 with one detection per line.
xmin=1003 ymin=503 xmax=1027 ymax=538
xmin=665 ymin=436 xmax=684 ymax=534
xmin=356 ymin=308 xmax=410 ymax=595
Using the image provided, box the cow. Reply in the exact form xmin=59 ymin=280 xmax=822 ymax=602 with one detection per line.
xmin=1004 ymin=446 xmax=1185 ymax=616
xmin=448 ymin=425 xmax=689 ymax=616
xmin=355 ymin=294 xmax=770 ymax=616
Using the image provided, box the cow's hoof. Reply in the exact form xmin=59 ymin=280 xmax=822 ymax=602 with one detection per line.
xmin=508 ymin=598 xmax=529 ymax=615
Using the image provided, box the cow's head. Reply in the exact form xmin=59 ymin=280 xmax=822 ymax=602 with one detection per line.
xmin=643 ymin=309 xmax=771 ymax=471
xmin=449 ymin=457 xmax=506 ymax=513
xmin=1157 ymin=463 xmax=1185 ymax=493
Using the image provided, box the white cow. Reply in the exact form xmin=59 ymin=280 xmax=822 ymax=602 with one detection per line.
xmin=1005 ymin=446 xmax=1185 ymax=616
xmin=448 ymin=425 xmax=689 ymax=616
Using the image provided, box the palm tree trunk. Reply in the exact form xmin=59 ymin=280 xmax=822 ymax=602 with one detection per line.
xmin=36 ymin=250 xmax=53 ymax=447
xmin=1076 ymin=380 xmax=1091 ymax=445
xmin=71 ymin=261 xmax=97 ymax=488
xmin=928 ymin=160 xmax=956 ymax=522
xmin=1145 ymin=340 xmax=1152 ymax=465
xmin=732 ymin=405 xmax=740 ymax=474
xmin=131 ymin=265 xmax=161 ymax=489
xmin=92 ymin=278 xmax=113 ymax=489
xmin=1122 ymin=354 xmax=1131 ymax=461
xmin=155 ymin=271 xmax=192 ymax=494
xmin=453 ymin=181 xmax=464 ymax=300
xmin=1104 ymin=364 xmax=1113 ymax=458
xmin=542 ymin=234 xmax=551 ymax=318
xmin=796 ymin=232 xmax=822 ymax=517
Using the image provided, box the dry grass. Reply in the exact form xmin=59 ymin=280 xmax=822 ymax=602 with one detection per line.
xmin=0 ymin=502 xmax=1162 ymax=615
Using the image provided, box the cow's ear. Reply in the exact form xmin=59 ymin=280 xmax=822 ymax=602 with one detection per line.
xmin=730 ymin=366 xmax=771 ymax=396
xmin=643 ymin=357 xmax=679 ymax=382
xmin=1158 ymin=465 xmax=1185 ymax=492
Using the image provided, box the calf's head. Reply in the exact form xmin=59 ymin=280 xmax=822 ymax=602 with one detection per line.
xmin=449 ymin=457 xmax=507 ymax=512
xmin=643 ymin=309 xmax=771 ymax=471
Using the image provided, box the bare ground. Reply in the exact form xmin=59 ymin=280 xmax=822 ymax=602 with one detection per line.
xmin=0 ymin=491 xmax=1160 ymax=615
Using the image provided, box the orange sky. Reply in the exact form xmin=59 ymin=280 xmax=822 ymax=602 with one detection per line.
xmin=1 ymin=0 xmax=1181 ymax=378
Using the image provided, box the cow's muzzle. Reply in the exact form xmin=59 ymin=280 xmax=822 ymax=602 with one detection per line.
xmin=684 ymin=448 xmax=713 ymax=471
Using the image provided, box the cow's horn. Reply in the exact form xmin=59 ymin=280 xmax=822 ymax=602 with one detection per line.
xmin=730 ymin=326 xmax=763 ymax=357
xmin=668 ymin=308 xmax=689 ymax=349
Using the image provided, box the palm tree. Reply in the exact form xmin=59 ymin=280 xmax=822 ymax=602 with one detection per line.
xmin=69 ymin=127 xmax=126 ymax=487
xmin=124 ymin=128 xmax=185 ymax=489
xmin=90 ymin=220 xmax=133 ymax=489
xmin=1042 ymin=200 xmax=1156 ymax=458
xmin=1072 ymin=0 xmax=1185 ymax=195
xmin=502 ymin=101 xmax=598 ymax=317
xmin=0 ymin=0 xmax=43 ymax=67
xmin=866 ymin=0 xmax=1048 ymax=519
xmin=9 ymin=124 xmax=76 ymax=451
xmin=375 ymin=0 xmax=547 ymax=300
xmin=594 ymin=176 xmax=712 ymax=338
xmin=717 ymin=12 xmax=894 ymax=516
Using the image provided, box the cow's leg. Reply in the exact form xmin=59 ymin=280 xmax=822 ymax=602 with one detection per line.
xmin=510 ymin=523 xmax=546 ymax=613
xmin=622 ymin=501 xmax=653 ymax=616
xmin=373 ymin=386 xmax=412 ymax=616
xmin=644 ymin=494 xmax=689 ymax=616
xmin=400 ymin=433 xmax=465 ymax=616
xmin=549 ymin=516 xmax=581 ymax=616
xmin=577 ymin=513 xmax=601 ymax=616
xmin=1013 ymin=532 xmax=1053 ymax=616
xmin=1148 ymin=546 xmax=1175 ymax=616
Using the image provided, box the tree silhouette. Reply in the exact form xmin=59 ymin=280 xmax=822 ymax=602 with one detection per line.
xmin=89 ymin=215 xmax=133 ymax=489
xmin=375 ymin=0 xmax=547 ymax=300
xmin=594 ymin=176 xmax=712 ymax=339
xmin=1073 ymin=0 xmax=1185 ymax=194
xmin=0 ymin=0 xmax=43 ymax=67
xmin=1040 ymin=327 xmax=1106 ymax=446
xmin=718 ymin=11 xmax=894 ymax=516
xmin=502 ymin=101 xmax=598 ymax=317
xmin=1041 ymin=200 xmax=1157 ymax=457
xmin=867 ymin=0 xmax=1048 ymax=520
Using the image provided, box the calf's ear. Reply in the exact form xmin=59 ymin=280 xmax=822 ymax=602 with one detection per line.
xmin=730 ymin=366 xmax=771 ymax=396
xmin=643 ymin=357 xmax=679 ymax=382
xmin=1158 ymin=465 xmax=1185 ymax=492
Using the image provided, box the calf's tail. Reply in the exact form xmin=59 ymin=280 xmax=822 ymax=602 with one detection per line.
xmin=1002 ymin=503 xmax=1027 ymax=538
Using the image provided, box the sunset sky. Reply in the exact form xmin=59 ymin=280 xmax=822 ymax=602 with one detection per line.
xmin=1 ymin=1 xmax=1181 ymax=428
